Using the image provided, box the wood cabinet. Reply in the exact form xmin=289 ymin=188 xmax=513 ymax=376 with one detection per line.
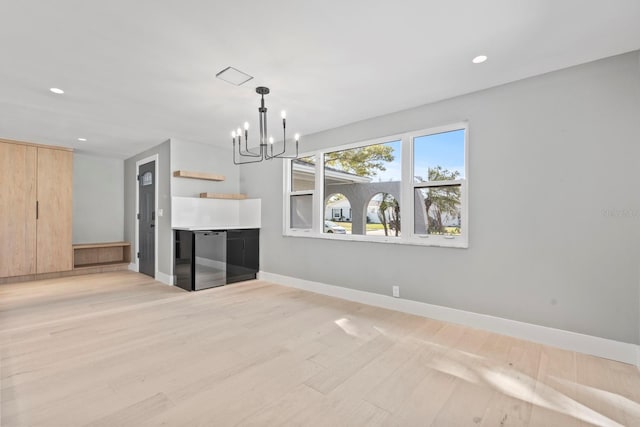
xmin=36 ymin=147 xmax=73 ymax=273
xmin=0 ymin=142 xmax=37 ymax=277
xmin=0 ymin=139 xmax=73 ymax=278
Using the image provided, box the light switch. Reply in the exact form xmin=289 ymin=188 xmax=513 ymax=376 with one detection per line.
xmin=158 ymin=209 xmax=164 ymax=217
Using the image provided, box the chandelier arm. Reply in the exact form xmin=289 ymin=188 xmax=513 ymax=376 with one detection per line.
xmin=270 ymin=140 xmax=299 ymax=159
xmin=239 ymin=142 xmax=261 ymax=157
xmin=237 ymin=133 xmax=261 ymax=157
xmin=233 ymin=155 xmax=265 ymax=165
xmin=265 ymin=115 xmax=290 ymax=159
xmin=238 ymin=137 xmax=262 ymax=158
xmin=239 ymin=143 xmax=262 ymax=157
xmin=233 ymin=142 xmax=264 ymax=164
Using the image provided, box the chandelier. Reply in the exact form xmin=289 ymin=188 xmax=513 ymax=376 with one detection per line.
xmin=232 ymin=86 xmax=299 ymax=165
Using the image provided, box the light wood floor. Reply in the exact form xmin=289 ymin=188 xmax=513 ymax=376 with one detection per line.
xmin=1 ymin=272 xmax=639 ymax=426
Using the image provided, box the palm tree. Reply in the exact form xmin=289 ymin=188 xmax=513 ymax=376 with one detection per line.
xmin=417 ymin=166 xmax=461 ymax=234
xmin=377 ymin=193 xmax=400 ymax=236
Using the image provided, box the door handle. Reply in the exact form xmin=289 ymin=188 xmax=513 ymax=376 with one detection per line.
xmin=150 ymin=224 xmax=155 ymax=228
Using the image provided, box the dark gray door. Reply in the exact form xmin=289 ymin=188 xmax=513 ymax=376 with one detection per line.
xmin=138 ymin=161 xmax=155 ymax=277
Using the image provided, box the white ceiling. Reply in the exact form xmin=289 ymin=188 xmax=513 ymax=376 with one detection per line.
xmin=1 ymin=1 xmax=639 ymax=158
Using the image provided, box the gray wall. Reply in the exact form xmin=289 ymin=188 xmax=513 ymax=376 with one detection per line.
xmin=73 ymin=153 xmax=124 ymax=243
xmin=240 ymin=51 xmax=640 ymax=344
xmin=171 ymin=139 xmax=239 ymax=197
xmin=124 ymin=140 xmax=172 ymax=277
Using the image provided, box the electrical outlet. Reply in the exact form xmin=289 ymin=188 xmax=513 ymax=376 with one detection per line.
xmin=392 ymin=286 xmax=400 ymax=298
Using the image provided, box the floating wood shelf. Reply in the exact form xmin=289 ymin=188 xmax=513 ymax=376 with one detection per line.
xmin=73 ymin=241 xmax=131 ymax=269
xmin=199 ymin=193 xmax=247 ymax=200
xmin=173 ymin=170 xmax=225 ymax=181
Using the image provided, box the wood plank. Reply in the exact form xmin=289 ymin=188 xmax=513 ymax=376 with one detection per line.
xmin=0 ymin=142 xmax=37 ymax=277
xmin=2 ymin=272 xmax=639 ymax=426
xmin=199 ymin=192 xmax=247 ymax=200
xmin=73 ymin=242 xmax=131 ymax=250
xmin=36 ymin=147 xmax=73 ymax=274
xmin=74 ymin=247 xmax=100 ymax=265
xmin=172 ymin=170 xmax=225 ymax=181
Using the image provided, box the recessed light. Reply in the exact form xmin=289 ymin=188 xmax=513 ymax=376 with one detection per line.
xmin=216 ymin=66 xmax=253 ymax=86
xmin=472 ymin=55 xmax=488 ymax=64
xmin=50 ymin=87 xmax=65 ymax=94
xmin=77 ymin=138 xmax=87 ymax=142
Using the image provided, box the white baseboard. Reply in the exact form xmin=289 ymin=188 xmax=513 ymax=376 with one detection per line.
xmin=156 ymin=271 xmax=174 ymax=286
xmin=128 ymin=263 xmax=173 ymax=286
xmin=258 ymin=271 xmax=640 ymax=367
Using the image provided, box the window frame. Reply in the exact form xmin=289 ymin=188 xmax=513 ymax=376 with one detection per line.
xmin=283 ymin=122 xmax=469 ymax=248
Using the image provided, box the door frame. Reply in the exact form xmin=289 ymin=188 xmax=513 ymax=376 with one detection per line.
xmin=135 ymin=154 xmax=159 ymax=279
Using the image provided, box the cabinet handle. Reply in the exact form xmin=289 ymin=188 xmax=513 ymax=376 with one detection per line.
xmin=36 ymin=201 xmax=39 ymax=219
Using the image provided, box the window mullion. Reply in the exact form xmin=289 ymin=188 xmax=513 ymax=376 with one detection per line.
xmin=313 ymin=152 xmax=324 ymax=234
xmin=402 ymin=134 xmax=413 ymax=241
xmin=283 ymin=159 xmax=291 ymax=234
xmin=414 ymin=179 xmax=463 ymax=188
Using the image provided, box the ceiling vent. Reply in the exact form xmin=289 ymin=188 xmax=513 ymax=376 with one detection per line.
xmin=216 ymin=66 xmax=253 ymax=86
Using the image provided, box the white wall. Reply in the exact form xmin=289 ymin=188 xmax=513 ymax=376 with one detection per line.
xmin=73 ymin=153 xmax=124 ymax=243
xmin=171 ymin=139 xmax=239 ymax=197
xmin=240 ymin=51 xmax=640 ymax=345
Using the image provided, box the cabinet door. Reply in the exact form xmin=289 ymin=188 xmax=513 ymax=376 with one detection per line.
xmin=242 ymin=230 xmax=259 ymax=272
xmin=226 ymin=229 xmax=259 ymax=284
xmin=0 ymin=142 xmax=37 ymax=277
xmin=37 ymin=148 xmax=73 ymax=273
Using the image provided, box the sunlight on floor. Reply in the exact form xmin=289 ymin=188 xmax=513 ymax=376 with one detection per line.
xmin=482 ymin=369 xmax=622 ymax=427
xmin=423 ymin=345 xmax=629 ymax=427
xmin=334 ymin=318 xmax=361 ymax=337
xmin=551 ymin=376 xmax=640 ymax=419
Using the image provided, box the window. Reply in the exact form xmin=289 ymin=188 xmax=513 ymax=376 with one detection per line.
xmin=284 ymin=123 xmax=467 ymax=247
xmin=413 ymin=129 xmax=465 ymax=238
xmin=287 ymin=156 xmax=316 ymax=231
xmin=323 ymin=140 xmax=401 ymax=236
xmin=141 ymin=171 xmax=153 ymax=186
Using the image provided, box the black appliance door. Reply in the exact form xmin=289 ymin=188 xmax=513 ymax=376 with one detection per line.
xmin=174 ymin=230 xmax=194 ymax=291
xmin=194 ymin=231 xmax=227 ymax=290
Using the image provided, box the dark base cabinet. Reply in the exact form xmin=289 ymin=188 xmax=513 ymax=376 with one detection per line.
xmin=226 ymin=229 xmax=259 ymax=284
xmin=174 ymin=229 xmax=259 ymax=291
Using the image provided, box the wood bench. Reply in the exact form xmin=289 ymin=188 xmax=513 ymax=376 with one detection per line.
xmin=73 ymin=242 xmax=131 ymax=270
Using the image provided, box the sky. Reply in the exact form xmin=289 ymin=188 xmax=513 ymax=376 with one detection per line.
xmin=372 ymin=128 xmax=465 ymax=182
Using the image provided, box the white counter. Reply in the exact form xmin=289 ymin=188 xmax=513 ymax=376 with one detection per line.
xmin=173 ymin=226 xmax=259 ymax=231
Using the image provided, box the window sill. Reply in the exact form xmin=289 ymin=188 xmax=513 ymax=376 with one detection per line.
xmin=283 ymin=230 xmax=468 ymax=248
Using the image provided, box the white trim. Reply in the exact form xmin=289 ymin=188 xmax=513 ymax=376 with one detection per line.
xmin=128 ymin=263 xmax=138 ymax=272
xmin=283 ymin=230 xmax=468 ymax=248
xmin=135 ymin=154 xmax=159 ymax=280
xmin=258 ymin=271 xmax=640 ymax=367
xmin=155 ymin=271 xmax=173 ymax=286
